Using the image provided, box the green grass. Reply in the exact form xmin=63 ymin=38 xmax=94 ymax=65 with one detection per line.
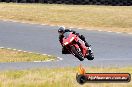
xmin=0 ymin=48 xmax=55 ymax=62
xmin=0 ymin=67 xmax=131 ymax=87
xmin=0 ymin=3 xmax=132 ymax=33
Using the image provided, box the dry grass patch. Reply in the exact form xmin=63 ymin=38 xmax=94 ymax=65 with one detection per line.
xmin=0 ymin=67 xmax=131 ymax=87
xmin=0 ymin=48 xmax=55 ymax=62
xmin=0 ymin=3 xmax=132 ymax=33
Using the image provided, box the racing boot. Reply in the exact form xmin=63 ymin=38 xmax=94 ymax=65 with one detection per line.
xmin=87 ymin=47 xmax=94 ymax=60
xmin=84 ymin=41 xmax=93 ymax=54
xmin=84 ymin=41 xmax=91 ymax=47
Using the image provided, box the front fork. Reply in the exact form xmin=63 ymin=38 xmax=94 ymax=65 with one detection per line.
xmin=73 ymin=44 xmax=84 ymax=58
xmin=76 ymin=41 xmax=88 ymax=57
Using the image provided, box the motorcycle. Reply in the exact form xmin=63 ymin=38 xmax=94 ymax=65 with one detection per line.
xmin=62 ymin=32 xmax=94 ymax=61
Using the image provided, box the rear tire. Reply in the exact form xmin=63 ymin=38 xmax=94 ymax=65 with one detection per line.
xmin=87 ymin=52 xmax=94 ymax=60
xmin=71 ymin=46 xmax=84 ymax=61
xmin=87 ymin=55 xmax=94 ymax=60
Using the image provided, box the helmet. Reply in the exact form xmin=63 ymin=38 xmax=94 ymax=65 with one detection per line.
xmin=58 ymin=26 xmax=65 ymax=34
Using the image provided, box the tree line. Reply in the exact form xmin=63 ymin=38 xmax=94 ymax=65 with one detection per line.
xmin=1 ymin=0 xmax=132 ymax=6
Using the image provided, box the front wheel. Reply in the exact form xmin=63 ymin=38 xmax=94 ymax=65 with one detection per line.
xmin=71 ymin=46 xmax=84 ymax=61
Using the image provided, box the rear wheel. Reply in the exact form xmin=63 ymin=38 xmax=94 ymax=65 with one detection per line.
xmin=71 ymin=46 xmax=84 ymax=61
xmin=87 ymin=55 xmax=94 ymax=60
xmin=87 ymin=50 xmax=94 ymax=60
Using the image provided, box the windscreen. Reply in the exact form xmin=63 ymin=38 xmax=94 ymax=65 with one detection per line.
xmin=63 ymin=32 xmax=71 ymax=39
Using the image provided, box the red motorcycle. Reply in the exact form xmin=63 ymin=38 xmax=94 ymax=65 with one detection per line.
xmin=62 ymin=32 xmax=94 ymax=61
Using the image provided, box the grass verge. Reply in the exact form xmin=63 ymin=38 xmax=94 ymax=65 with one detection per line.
xmin=0 ymin=3 xmax=132 ymax=33
xmin=0 ymin=67 xmax=131 ymax=87
xmin=0 ymin=48 xmax=55 ymax=62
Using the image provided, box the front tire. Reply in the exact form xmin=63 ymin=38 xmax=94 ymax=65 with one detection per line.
xmin=71 ymin=46 xmax=84 ymax=61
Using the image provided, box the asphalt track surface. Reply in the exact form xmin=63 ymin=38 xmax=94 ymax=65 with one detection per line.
xmin=0 ymin=20 xmax=132 ymax=70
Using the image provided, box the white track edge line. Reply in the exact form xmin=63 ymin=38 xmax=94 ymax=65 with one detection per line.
xmin=1 ymin=19 xmax=132 ymax=35
xmin=0 ymin=47 xmax=63 ymax=62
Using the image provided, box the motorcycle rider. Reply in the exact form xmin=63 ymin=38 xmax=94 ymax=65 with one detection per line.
xmin=58 ymin=26 xmax=91 ymax=54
